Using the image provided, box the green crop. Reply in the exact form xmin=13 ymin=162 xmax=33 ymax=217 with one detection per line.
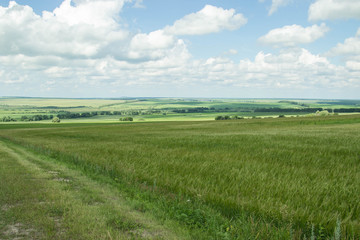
xmin=1 ymin=114 xmax=359 ymax=239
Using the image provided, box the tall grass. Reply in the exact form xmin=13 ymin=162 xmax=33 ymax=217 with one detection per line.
xmin=1 ymin=115 xmax=359 ymax=238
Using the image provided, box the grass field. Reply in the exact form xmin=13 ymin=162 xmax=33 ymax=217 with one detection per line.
xmin=1 ymin=114 xmax=359 ymax=239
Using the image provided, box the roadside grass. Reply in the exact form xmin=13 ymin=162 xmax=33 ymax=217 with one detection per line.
xmin=0 ymin=141 xmax=186 ymax=239
xmin=1 ymin=115 xmax=359 ymax=239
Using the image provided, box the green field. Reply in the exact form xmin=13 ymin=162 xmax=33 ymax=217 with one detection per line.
xmin=1 ymin=97 xmax=360 ymax=123
xmin=1 ymin=114 xmax=360 ymax=239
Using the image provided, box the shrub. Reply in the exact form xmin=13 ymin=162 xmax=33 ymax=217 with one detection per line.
xmin=119 ymin=117 xmax=133 ymax=122
xmin=216 ymin=115 xmax=244 ymax=121
xmin=316 ymin=110 xmax=330 ymax=116
xmin=52 ymin=117 xmax=61 ymax=123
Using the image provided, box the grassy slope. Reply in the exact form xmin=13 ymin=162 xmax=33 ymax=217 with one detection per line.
xmin=1 ymin=115 xmax=360 ymax=239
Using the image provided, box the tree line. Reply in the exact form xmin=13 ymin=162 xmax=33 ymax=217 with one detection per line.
xmin=254 ymin=108 xmax=360 ymax=113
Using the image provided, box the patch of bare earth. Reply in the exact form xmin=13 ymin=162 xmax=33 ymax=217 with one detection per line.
xmin=3 ymin=223 xmax=35 ymax=240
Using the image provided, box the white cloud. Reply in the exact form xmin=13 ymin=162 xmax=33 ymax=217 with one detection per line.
xmin=309 ymin=0 xmax=360 ymax=21
xmin=0 ymin=0 xmax=129 ymax=59
xmin=1 ymin=46 xmax=358 ymax=97
xmin=346 ymin=61 xmax=360 ymax=71
xmin=0 ymin=2 xmax=245 ymax=62
xmin=269 ymin=0 xmax=291 ymax=15
xmin=329 ymin=29 xmax=360 ymax=72
xmin=259 ymin=0 xmax=291 ymax=15
xmin=51 ymin=0 xmax=126 ymax=27
xmin=329 ymin=29 xmax=360 ymax=56
xmin=234 ymin=48 xmax=347 ymax=88
xmin=130 ymin=30 xmax=175 ymax=51
xmin=180 ymin=48 xmax=350 ymax=91
xmin=164 ymin=5 xmax=247 ymax=36
xmin=128 ymin=31 xmax=188 ymax=61
xmin=258 ymin=23 xmax=329 ymax=47
xmin=0 ymin=1 xmax=358 ymax=98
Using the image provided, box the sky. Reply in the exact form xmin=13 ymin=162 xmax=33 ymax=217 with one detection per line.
xmin=0 ymin=0 xmax=359 ymax=99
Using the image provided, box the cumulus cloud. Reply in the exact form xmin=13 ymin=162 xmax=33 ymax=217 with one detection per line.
xmin=237 ymin=49 xmax=334 ymax=86
xmin=130 ymin=30 xmax=175 ymax=51
xmin=172 ymin=48 xmax=351 ymax=92
xmin=329 ymin=29 xmax=360 ymax=56
xmin=51 ymin=0 xmax=126 ymax=27
xmin=164 ymin=5 xmax=247 ymax=36
xmin=329 ymin=29 xmax=360 ymax=72
xmin=0 ymin=0 xmax=129 ymax=59
xmin=128 ymin=32 xmax=190 ymax=62
xmin=258 ymin=23 xmax=329 ymax=47
xmin=309 ymin=0 xmax=360 ymax=21
xmin=346 ymin=61 xmax=360 ymax=71
xmin=0 ymin=2 xmax=246 ymax=62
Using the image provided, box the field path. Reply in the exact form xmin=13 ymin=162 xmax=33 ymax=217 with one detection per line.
xmin=0 ymin=139 xmax=185 ymax=240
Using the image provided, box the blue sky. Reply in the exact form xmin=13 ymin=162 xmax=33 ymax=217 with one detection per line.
xmin=0 ymin=0 xmax=359 ymax=99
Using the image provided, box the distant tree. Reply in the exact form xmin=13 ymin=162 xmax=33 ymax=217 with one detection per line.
xmin=215 ymin=116 xmax=223 ymax=120
xmin=2 ymin=116 xmax=16 ymax=122
xmin=20 ymin=116 xmax=29 ymax=121
xmin=278 ymin=115 xmax=285 ymax=118
xmin=52 ymin=117 xmax=61 ymax=123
